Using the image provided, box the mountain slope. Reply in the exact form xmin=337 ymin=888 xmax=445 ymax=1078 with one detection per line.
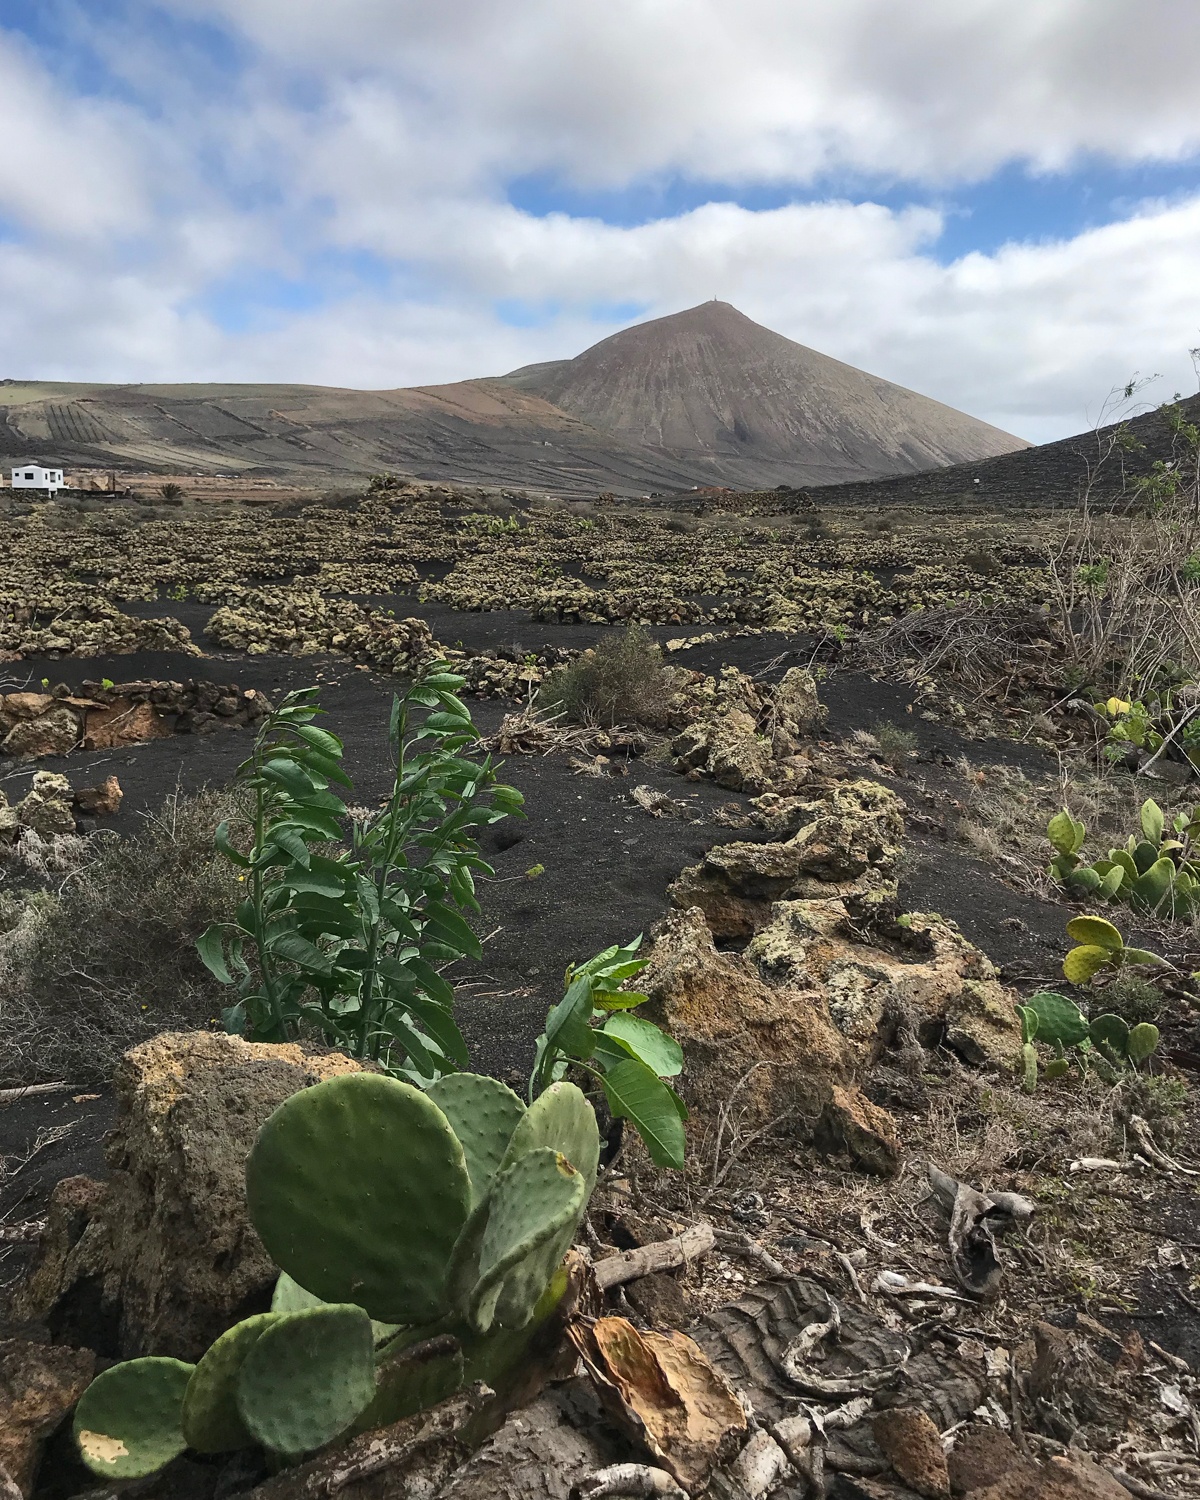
xmin=501 ymin=301 xmax=1027 ymax=486
xmin=0 ymin=302 xmax=1027 ymax=493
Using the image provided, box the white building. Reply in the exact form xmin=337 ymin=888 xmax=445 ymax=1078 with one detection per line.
xmin=11 ymin=463 xmax=65 ymax=493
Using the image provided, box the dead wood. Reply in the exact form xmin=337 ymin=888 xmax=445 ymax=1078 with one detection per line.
xmin=571 ymin=1463 xmax=688 ymax=1499
xmin=594 ymin=1222 xmax=715 ymax=1290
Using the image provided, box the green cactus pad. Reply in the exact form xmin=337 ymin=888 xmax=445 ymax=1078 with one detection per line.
xmin=354 ymin=1338 xmax=465 ymax=1431
xmin=1132 ymin=857 xmax=1175 ymax=912
xmin=427 ymin=1072 xmax=526 ymax=1208
xmin=245 ymin=1073 xmax=470 ymax=1323
xmin=272 ymin=1271 xmax=401 ymax=1345
xmin=1128 ymin=1022 xmax=1161 ymax=1063
xmin=1089 ymin=1013 xmax=1131 ymax=1058
xmin=237 ymin=1304 xmax=375 ymax=1457
xmin=500 ymin=1080 xmax=600 ymax=1195
xmin=74 ymin=1357 xmax=195 ymax=1479
xmin=182 ymin=1314 xmax=279 ymax=1453
xmin=1021 ymin=1042 xmax=1037 ymax=1094
xmin=1044 ymin=1057 xmax=1070 ymax=1080
xmin=1063 ymin=944 xmax=1112 ymax=985
xmin=1027 ymin=991 xmax=1089 ymax=1046
xmin=469 ymin=1147 xmax=586 ymax=1334
xmin=1065 ymin=915 xmax=1123 ymax=952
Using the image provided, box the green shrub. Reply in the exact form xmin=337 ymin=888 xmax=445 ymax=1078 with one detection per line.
xmin=963 ymin=547 xmax=1002 ymax=577
xmin=541 ymin=624 xmax=671 ymax=727
xmin=1096 ymin=972 xmax=1163 ymax=1027
xmin=199 ymin=664 xmax=521 ymax=1076
xmin=870 ymin=720 xmax=918 ymax=762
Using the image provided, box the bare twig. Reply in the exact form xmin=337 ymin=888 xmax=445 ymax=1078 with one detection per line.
xmin=713 ymin=1227 xmax=787 ymax=1278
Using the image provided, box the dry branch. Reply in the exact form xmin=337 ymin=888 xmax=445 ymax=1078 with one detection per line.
xmin=593 ymin=1222 xmax=715 ymax=1290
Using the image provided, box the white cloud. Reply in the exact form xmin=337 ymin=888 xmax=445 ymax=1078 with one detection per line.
xmin=161 ymin=0 xmax=1200 ymax=185
xmin=0 ymin=1 xmax=1198 ymax=444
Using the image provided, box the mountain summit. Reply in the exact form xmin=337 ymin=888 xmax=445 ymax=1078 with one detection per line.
xmin=501 ymin=301 xmax=1026 ymax=486
xmin=0 ymin=302 xmax=1026 ymax=494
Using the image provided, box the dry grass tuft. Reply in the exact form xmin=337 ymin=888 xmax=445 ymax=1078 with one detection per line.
xmin=0 ymin=786 xmax=247 ymax=1086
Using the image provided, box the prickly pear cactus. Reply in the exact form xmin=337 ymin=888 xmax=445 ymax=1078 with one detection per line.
xmin=181 ymin=1313 xmax=279 ymax=1454
xmin=74 ymin=1357 xmax=195 ymax=1479
xmin=354 ymin=1338 xmax=465 ymax=1432
xmin=245 ymin=1073 xmax=471 ymax=1323
xmin=428 ymin=1072 xmax=526 ymax=1207
xmin=469 ymin=1147 xmax=586 ymax=1334
xmin=500 ymin=1080 xmax=600 ymax=1194
xmin=1026 ymin=991 xmax=1089 ymax=1047
xmin=1128 ymin=1022 xmax=1161 ymax=1064
xmin=237 ymin=1304 xmax=376 ymax=1458
xmin=1088 ymin=1013 xmax=1131 ymax=1059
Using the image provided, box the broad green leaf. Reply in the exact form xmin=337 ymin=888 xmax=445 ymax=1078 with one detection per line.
xmin=196 ymin=925 xmax=234 ymax=984
xmin=259 ymin=758 xmax=320 ymax=799
xmin=424 ymin=902 xmax=482 ymax=960
xmin=601 ymin=1014 xmax=683 ymax=1078
xmin=600 ymin=1058 xmax=686 ymax=1170
xmin=268 ymin=824 xmax=312 ymax=868
xmin=290 ymin=723 xmax=345 ymax=760
xmin=214 ymin=820 xmax=250 ymax=868
xmin=269 ymin=932 xmax=333 ymax=974
xmin=1141 ymin=798 xmax=1165 ymax=846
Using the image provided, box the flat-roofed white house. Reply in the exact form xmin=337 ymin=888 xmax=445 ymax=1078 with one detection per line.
xmin=11 ymin=463 xmax=65 ymax=492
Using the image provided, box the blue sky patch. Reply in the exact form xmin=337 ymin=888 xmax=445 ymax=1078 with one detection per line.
xmin=507 ymin=155 xmax=1200 ymax=264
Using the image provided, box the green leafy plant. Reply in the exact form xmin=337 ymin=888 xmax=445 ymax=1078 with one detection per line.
xmin=198 ymin=665 xmax=522 ymax=1077
xmin=73 ymin=1071 xmax=597 ymax=1480
xmin=530 ymin=937 xmax=687 ymax=1169
xmin=1017 ymin=916 xmax=1165 ymax=1089
xmin=1047 ymin=799 xmax=1200 ymax=919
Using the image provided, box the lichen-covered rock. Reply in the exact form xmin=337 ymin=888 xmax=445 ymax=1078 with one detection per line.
xmin=641 ymin=906 xmax=900 ymax=1174
xmin=747 ymin=899 xmax=1023 ymax=1072
xmin=73 ymin=774 xmax=123 ymax=817
xmin=768 ymin=666 xmax=827 ymax=754
xmin=669 ymin=779 xmax=904 ymax=937
xmin=12 ymin=1032 xmax=369 ymax=1361
xmin=0 ymin=706 xmax=81 ymax=759
xmin=15 ymin=772 xmax=75 ymax=837
xmin=0 ymin=1338 xmax=96 ymax=1498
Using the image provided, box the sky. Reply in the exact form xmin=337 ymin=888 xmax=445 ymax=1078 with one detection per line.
xmin=3 ymin=1 xmax=1200 ymax=442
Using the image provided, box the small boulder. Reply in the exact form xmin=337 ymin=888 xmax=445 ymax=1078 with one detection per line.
xmin=642 ymin=906 xmax=899 ymax=1174
xmin=15 ymin=772 xmax=75 ymax=837
xmin=73 ymin=775 xmax=123 ymax=817
xmin=873 ymin=1407 xmax=950 ymax=1499
xmin=0 ymin=706 xmax=81 ymax=760
xmin=12 ymin=1032 xmax=370 ymax=1361
xmin=0 ymin=1337 xmax=96 ymax=1498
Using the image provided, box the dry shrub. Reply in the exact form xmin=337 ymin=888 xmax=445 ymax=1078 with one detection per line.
xmin=0 ymin=786 xmax=247 ymax=1086
xmin=541 ymin=623 xmax=672 ymax=728
xmin=857 ymin=600 xmax=1062 ymax=697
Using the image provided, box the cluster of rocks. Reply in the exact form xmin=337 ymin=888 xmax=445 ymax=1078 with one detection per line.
xmin=205 ymin=588 xmax=439 ymax=675
xmin=0 ymin=680 xmax=271 ymax=760
xmin=0 ymin=769 xmax=122 ymax=842
xmin=644 ymin=778 xmax=1022 ymax=1174
xmin=0 ymin=607 xmax=198 ymax=661
xmin=453 ymin=642 xmax=575 ymax=699
xmin=670 ymin=665 xmax=827 ymax=793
